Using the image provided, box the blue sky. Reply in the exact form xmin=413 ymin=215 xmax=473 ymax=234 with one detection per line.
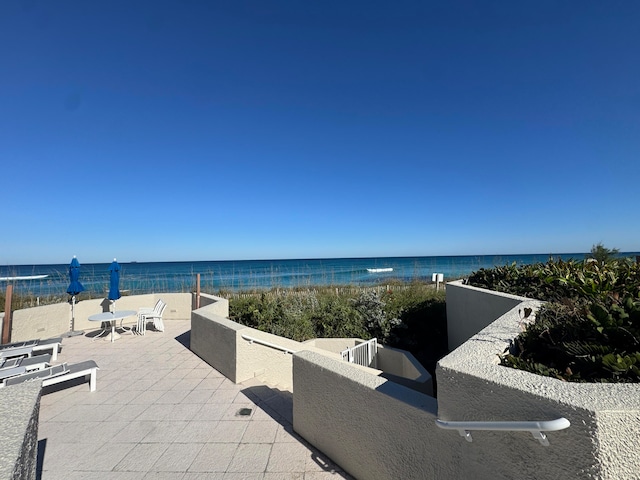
xmin=1 ymin=1 xmax=638 ymax=264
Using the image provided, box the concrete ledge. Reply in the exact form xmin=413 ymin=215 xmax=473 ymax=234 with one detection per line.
xmin=437 ymin=299 xmax=640 ymax=479
xmin=0 ymin=381 xmax=41 ymax=480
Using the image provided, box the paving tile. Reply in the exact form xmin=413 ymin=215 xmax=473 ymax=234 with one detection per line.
xmin=183 ymin=368 xmax=212 ymax=379
xmin=182 ymin=473 xmax=225 ymax=480
xmin=38 ymin=441 xmax=98 ymax=472
xmin=142 ymin=472 xmax=187 ymax=480
xmin=196 ymin=403 xmax=228 ymax=421
xmin=166 ymin=402 xmax=204 ymax=421
xmin=188 ymin=443 xmax=238 ymax=472
xmin=129 ymin=388 xmax=168 ymax=404
xmin=172 ymin=377 xmax=205 ymax=391
xmin=207 ymin=420 xmax=248 ymax=443
xmin=224 ymin=473 xmax=265 ymax=480
xmin=263 ymin=473 xmax=303 ymax=480
xmin=49 ymin=402 xmax=123 ymax=422
xmin=181 ymin=389 xmax=214 ymax=404
xmin=174 ymin=420 xmax=219 ymax=443
xmin=110 ymin=421 xmax=157 ymax=443
xmin=113 ymin=402 xmax=149 ymax=421
xmin=208 ymin=388 xmax=241 ymax=404
xmin=197 ymin=377 xmax=225 ymax=390
xmin=226 ymin=443 xmax=272 ymax=473
xmin=142 ymin=420 xmax=189 ymax=443
xmin=241 ymin=420 xmax=279 ymax=444
xmin=266 ymin=442 xmax=307 ymax=473
xmin=72 ymin=441 xmax=134 ymax=471
xmin=135 ymin=403 xmax=177 ymax=421
xmin=114 ymin=442 xmax=170 ymax=472
xmin=156 ymin=389 xmax=191 ymax=404
xmin=275 ymin=423 xmax=305 ymax=443
xmin=150 ymin=442 xmax=204 ymax=472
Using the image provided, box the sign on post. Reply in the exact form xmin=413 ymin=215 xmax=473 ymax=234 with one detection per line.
xmin=432 ymin=273 xmax=444 ymax=291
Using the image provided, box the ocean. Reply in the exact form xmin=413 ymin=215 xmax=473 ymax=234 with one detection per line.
xmin=2 ymin=252 xmax=633 ymax=299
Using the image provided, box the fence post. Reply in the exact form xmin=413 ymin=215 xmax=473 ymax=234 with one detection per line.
xmin=2 ymin=285 xmax=13 ymax=344
xmin=196 ymin=274 xmax=201 ymax=309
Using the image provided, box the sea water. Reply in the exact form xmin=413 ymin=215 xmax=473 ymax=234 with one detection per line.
xmin=1 ymin=252 xmax=629 ymax=298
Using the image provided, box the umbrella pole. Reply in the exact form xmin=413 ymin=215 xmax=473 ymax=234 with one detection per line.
xmin=71 ymin=295 xmax=75 ymax=332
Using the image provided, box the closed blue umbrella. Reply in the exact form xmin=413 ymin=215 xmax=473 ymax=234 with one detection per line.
xmin=67 ymin=256 xmax=85 ymax=296
xmin=67 ymin=256 xmax=85 ymax=331
xmin=108 ymin=259 xmax=121 ymax=309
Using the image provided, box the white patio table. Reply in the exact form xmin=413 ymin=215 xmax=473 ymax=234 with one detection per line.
xmin=88 ymin=310 xmax=136 ymax=343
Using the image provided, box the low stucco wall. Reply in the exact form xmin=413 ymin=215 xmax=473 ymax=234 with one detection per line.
xmin=293 ymin=350 xmax=452 ymax=480
xmin=190 ymin=307 xmax=433 ymax=393
xmin=446 ymin=280 xmax=530 ymax=351
xmin=8 ymin=293 xmax=192 ymax=342
xmin=191 ymin=302 xmax=338 ymax=389
xmin=437 ymin=299 xmax=640 ymax=479
xmin=0 ymin=382 xmax=41 ymax=480
xmin=302 ymin=337 xmax=360 ymax=354
xmin=196 ymin=292 xmax=229 ymax=317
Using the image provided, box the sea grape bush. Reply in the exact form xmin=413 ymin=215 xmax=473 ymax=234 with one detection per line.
xmin=467 ymin=257 xmax=640 ymax=382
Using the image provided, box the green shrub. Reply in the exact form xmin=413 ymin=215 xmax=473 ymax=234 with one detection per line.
xmin=467 ymin=255 xmax=640 ymax=382
xmin=229 ymin=284 xmax=448 ymax=377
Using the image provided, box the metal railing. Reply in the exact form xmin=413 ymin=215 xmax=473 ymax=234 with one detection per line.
xmin=240 ymin=334 xmax=298 ymax=355
xmin=341 ymin=338 xmax=377 ymax=368
xmin=435 ymin=417 xmax=570 ymax=446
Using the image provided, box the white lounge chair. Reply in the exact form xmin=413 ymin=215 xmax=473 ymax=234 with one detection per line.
xmin=0 ymin=354 xmax=52 ymax=372
xmin=2 ymin=360 xmax=99 ymax=392
xmin=0 ymin=337 xmax=62 ymax=361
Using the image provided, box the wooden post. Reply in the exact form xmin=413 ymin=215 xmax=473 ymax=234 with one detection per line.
xmin=2 ymin=285 xmax=13 ymax=344
xmin=196 ymin=273 xmax=201 ymax=309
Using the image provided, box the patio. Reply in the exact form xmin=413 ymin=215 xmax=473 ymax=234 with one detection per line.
xmin=36 ymin=319 xmax=352 ymax=479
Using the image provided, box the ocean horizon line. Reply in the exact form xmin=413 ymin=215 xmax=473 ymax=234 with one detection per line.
xmin=5 ymin=250 xmax=636 ymax=268
xmin=2 ymin=252 xmax=638 ymax=299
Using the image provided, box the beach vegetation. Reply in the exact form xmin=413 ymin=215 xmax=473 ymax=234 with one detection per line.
xmin=466 ymin=250 xmax=640 ymax=382
xmin=588 ymin=242 xmax=620 ymax=264
xmin=229 ymin=282 xmax=448 ymax=376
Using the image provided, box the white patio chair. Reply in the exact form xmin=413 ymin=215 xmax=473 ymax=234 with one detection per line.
xmin=145 ymin=302 xmax=167 ymax=333
xmin=136 ymin=299 xmax=166 ymax=335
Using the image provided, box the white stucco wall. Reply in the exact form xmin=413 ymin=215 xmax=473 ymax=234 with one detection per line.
xmin=9 ymin=293 xmax=192 ymax=342
xmin=446 ymin=280 xmax=530 ymax=350
xmin=437 ymin=299 xmax=640 ymax=479
xmin=293 ymin=350 xmax=453 ymax=480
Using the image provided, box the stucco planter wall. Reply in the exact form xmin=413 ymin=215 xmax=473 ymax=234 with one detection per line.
xmin=0 ymin=382 xmax=42 ymax=480
xmin=438 ymin=296 xmax=640 ymax=479
xmin=445 ymin=279 xmax=530 ymax=350
xmin=293 ymin=350 xmax=449 ymax=480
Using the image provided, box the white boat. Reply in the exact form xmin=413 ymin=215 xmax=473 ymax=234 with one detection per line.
xmin=366 ymin=268 xmax=393 ymax=273
xmin=0 ymin=274 xmax=49 ymax=281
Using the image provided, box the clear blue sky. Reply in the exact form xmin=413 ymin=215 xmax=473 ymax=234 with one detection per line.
xmin=1 ymin=1 xmax=638 ymax=264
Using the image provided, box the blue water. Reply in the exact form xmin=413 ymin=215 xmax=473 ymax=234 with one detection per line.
xmin=1 ymin=253 xmax=637 ymax=298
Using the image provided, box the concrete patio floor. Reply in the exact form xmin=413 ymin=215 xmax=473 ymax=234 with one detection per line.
xmin=37 ymin=319 xmax=352 ymax=480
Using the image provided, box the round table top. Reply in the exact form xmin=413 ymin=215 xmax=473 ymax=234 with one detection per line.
xmin=88 ymin=310 xmax=137 ymax=322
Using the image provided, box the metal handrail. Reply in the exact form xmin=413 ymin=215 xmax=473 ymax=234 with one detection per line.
xmin=435 ymin=417 xmax=570 ymax=446
xmin=241 ymin=334 xmax=298 ymax=355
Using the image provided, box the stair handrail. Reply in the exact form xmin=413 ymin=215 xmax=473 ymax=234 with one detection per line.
xmin=435 ymin=417 xmax=570 ymax=446
xmin=241 ymin=334 xmax=298 ymax=355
